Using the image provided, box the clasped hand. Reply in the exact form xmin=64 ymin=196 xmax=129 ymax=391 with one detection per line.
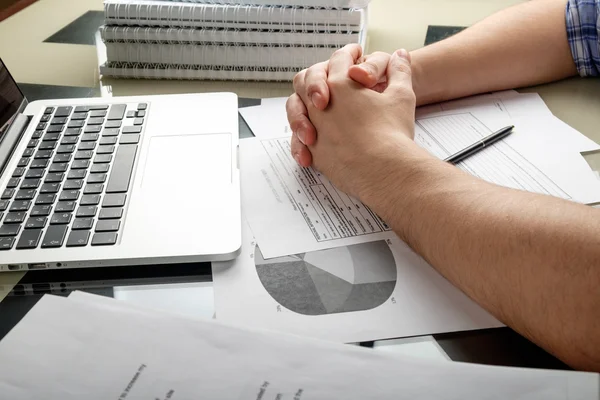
xmin=286 ymin=44 xmax=418 ymax=200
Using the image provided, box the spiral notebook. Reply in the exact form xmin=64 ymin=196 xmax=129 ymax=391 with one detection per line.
xmin=99 ymin=0 xmax=370 ymax=81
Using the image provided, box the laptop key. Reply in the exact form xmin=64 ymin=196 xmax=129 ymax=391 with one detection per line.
xmin=0 ymin=224 xmax=21 ymax=236
xmin=0 ymin=237 xmax=15 ymax=250
xmin=74 ymin=151 xmax=93 ymax=160
xmin=30 ymin=159 xmax=50 ymax=169
xmin=66 ymin=230 xmax=90 ymax=247
xmin=24 ymin=217 xmax=47 ymax=230
xmin=50 ymin=117 xmax=67 ymax=125
xmin=90 ymin=110 xmax=107 ymax=118
xmin=44 ymin=107 xmax=54 ymax=114
xmin=97 ymin=145 xmax=115 ymax=154
xmin=41 ymin=225 xmax=68 ymax=248
xmin=44 ymin=173 xmax=64 ymax=183
xmin=80 ymin=194 xmax=100 ymax=205
xmin=21 ymin=179 xmax=41 ymax=189
xmin=34 ymin=150 xmax=53 ymax=159
xmin=64 ymin=128 xmax=82 ymax=136
xmin=40 ymin=183 xmax=60 ymax=194
xmin=15 ymin=189 xmax=36 ymax=200
xmin=94 ymin=154 xmax=112 ymax=164
xmin=9 ymin=200 xmax=31 ymax=212
xmin=87 ymin=174 xmax=106 ymax=184
xmin=4 ymin=212 xmax=26 ymax=224
xmin=17 ymin=158 xmax=29 ymax=167
xmin=22 ymin=148 xmax=35 ymax=157
xmin=91 ymin=164 xmax=109 ymax=173
xmin=55 ymin=201 xmax=75 ymax=212
xmin=71 ymin=160 xmax=90 ymax=169
xmin=31 ymin=205 xmax=52 ymax=216
xmin=87 ymin=117 xmax=104 ymax=125
xmin=136 ymin=110 xmax=146 ymax=118
xmin=27 ymin=139 xmax=39 ymax=148
xmin=76 ymin=206 xmax=97 ymax=218
xmin=91 ymin=232 xmax=117 ymax=246
xmin=50 ymin=213 xmax=72 ymax=225
xmin=59 ymin=190 xmax=80 ymax=201
xmin=105 ymin=120 xmax=122 ymax=129
xmin=75 ymin=105 xmax=108 ymax=113
xmin=71 ymin=112 xmax=87 ymax=120
xmin=102 ymin=128 xmax=119 ymax=137
xmin=53 ymin=153 xmax=72 ymax=163
xmin=126 ymin=110 xmax=135 ymax=118
xmin=25 ymin=170 xmax=44 ymax=179
xmin=12 ymin=167 xmax=25 ymax=177
xmin=54 ymin=106 xmax=72 ymax=118
xmin=67 ymin=170 xmax=86 ymax=180
xmin=16 ymin=229 xmax=43 ymax=249
xmin=36 ymin=122 xmax=47 ymax=130
xmin=137 ymin=103 xmax=147 ymax=110
xmin=67 ymin=120 xmax=84 ymax=129
xmin=43 ymin=132 xmax=60 ymax=141
xmin=61 ymin=136 xmax=79 ymax=145
xmin=78 ymin=142 xmax=96 ymax=151
xmin=49 ymin=163 xmax=68 ymax=173
xmin=63 ymin=180 xmax=83 ymax=190
xmin=106 ymin=144 xmax=137 ymax=193
xmin=122 ymin=126 xmax=142 ymax=134
xmin=40 ymin=141 xmax=58 ymax=150
xmin=98 ymin=208 xmax=122 ymax=219
xmin=35 ymin=194 xmax=56 ymax=205
xmin=46 ymin=125 xmax=64 ymax=133
xmin=1 ymin=188 xmax=15 ymax=199
xmin=57 ymin=145 xmax=76 ymax=154
xmin=31 ymin=130 xmax=44 ymax=139
xmin=81 ymin=133 xmax=99 ymax=142
xmin=72 ymin=218 xmax=93 ymax=230
xmin=107 ymin=104 xmax=126 ymax=120
xmin=84 ymin=184 xmax=103 ymax=195
xmin=95 ymin=220 xmax=120 ymax=232
xmin=100 ymin=136 xmax=117 ymax=145
xmin=0 ymin=200 xmax=8 ymax=211
xmin=84 ymin=125 xmax=101 ymax=133
xmin=6 ymin=178 xmax=20 ymax=188
xmin=119 ymin=134 xmax=140 ymax=145
xmin=133 ymin=118 xmax=144 ymax=126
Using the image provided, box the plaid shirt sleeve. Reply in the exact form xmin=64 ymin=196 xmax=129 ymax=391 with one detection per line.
xmin=566 ymin=0 xmax=600 ymax=77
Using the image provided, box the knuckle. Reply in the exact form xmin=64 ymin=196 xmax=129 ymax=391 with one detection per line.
xmin=292 ymin=70 xmax=306 ymax=89
xmin=394 ymin=62 xmax=412 ymax=76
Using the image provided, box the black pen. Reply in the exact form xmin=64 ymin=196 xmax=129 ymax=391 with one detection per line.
xmin=444 ymin=125 xmax=515 ymax=165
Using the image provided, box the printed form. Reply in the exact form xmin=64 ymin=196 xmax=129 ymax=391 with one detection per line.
xmin=242 ymin=138 xmax=393 ymax=259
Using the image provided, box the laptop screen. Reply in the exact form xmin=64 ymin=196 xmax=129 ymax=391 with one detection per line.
xmin=0 ymin=59 xmax=24 ymax=141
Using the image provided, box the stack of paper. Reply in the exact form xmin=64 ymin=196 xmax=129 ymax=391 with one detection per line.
xmin=212 ymin=90 xmax=600 ymax=344
xmin=98 ymin=0 xmax=369 ymax=81
xmin=0 ymin=292 xmax=597 ymax=399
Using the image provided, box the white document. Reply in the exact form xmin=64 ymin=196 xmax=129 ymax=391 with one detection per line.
xmin=213 ymin=221 xmax=502 ymax=343
xmin=0 ymin=292 xmax=597 ymax=400
xmin=240 ymin=97 xmax=290 ymax=139
xmin=241 ymin=137 xmax=393 ymax=259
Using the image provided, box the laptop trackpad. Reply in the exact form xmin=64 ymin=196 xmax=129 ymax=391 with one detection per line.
xmin=142 ymin=134 xmax=232 ymax=192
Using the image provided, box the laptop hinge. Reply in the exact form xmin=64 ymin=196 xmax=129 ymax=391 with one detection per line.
xmin=0 ymin=113 xmax=32 ymax=177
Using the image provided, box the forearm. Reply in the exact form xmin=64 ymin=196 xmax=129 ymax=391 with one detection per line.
xmin=410 ymin=0 xmax=577 ymax=106
xmin=360 ymin=140 xmax=600 ymax=371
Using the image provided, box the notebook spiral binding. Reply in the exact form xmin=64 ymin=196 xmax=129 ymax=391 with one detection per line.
xmin=100 ymin=0 xmax=369 ymax=81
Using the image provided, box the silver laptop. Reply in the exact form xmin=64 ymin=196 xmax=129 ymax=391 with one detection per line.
xmin=0 ymin=59 xmax=241 ymax=272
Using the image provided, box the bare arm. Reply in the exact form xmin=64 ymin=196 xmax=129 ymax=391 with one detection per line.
xmin=362 ymin=143 xmax=600 ymax=371
xmin=411 ymin=0 xmax=577 ymax=105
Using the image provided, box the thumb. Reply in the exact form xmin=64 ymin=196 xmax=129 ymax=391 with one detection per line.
xmin=384 ymin=49 xmax=414 ymax=97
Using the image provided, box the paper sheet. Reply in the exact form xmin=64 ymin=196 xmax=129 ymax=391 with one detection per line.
xmin=0 ymin=292 xmax=597 ymax=399
xmin=239 ymin=97 xmax=290 ymax=139
xmin=212 ymin=221 xmax=502 ymax=343
xmin=241 ymin=137 xmax=393 ymax=258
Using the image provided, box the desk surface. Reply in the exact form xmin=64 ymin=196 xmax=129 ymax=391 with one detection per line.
xmin=0 ymin=0 xmax=597 ymax=371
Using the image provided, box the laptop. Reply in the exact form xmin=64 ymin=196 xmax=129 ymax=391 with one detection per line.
xmin=0 ymin=58 xmax=241 ymax=272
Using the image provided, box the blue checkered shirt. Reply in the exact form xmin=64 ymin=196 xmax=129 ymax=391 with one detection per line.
xmin=566 ymin=0 xmax=600 ymax=76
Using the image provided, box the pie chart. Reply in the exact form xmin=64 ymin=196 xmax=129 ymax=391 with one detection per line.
xmin=254 ymin=241 xmax=397 ymax=316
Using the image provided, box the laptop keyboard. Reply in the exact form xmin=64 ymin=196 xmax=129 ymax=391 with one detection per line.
xmin=0 ymin=103 xmax=146 ymax=251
